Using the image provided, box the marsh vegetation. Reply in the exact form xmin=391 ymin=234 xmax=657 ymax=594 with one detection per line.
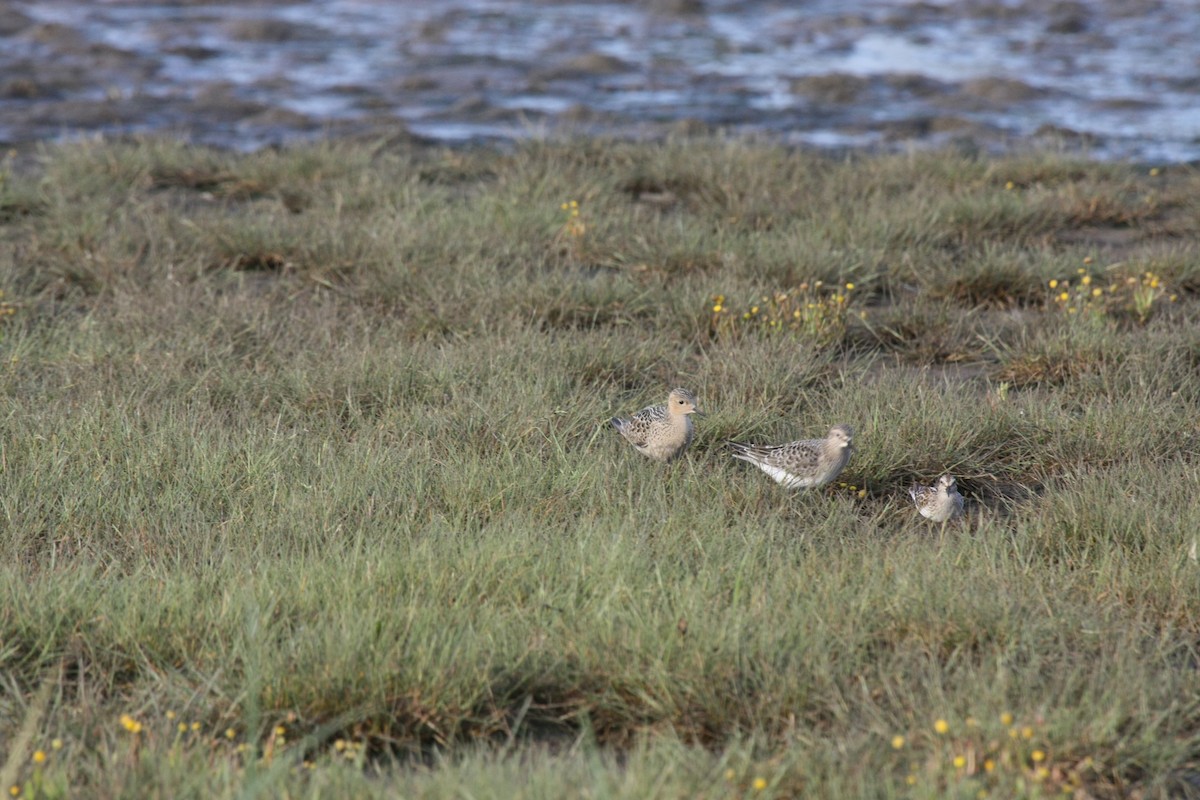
xmin=1 ymin=137 xmax=1198 ymax=798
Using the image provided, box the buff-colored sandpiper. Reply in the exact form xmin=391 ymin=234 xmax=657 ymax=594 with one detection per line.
xmin=909 ymin=474 xmax=965 ymax=522
xmin=727 ymin=424 xmax=854 ymax=489
xmin=611 ymin=388 xmax=703 ymax=462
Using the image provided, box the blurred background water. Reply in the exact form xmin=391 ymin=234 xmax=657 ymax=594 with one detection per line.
xmin=1 ymin=0 xmax=1197 ymax=160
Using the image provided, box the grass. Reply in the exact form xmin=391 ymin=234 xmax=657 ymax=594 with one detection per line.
xmin=1 ymin=135 xmax=1199 ymax=798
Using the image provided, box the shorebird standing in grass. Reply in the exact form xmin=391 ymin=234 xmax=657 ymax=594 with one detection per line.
xmin=726 ymin=424 xmax=854 ymax=489
xmin=611 ymin=388 xmax=703 ymax=462
xmin=909 ymin=474 xmax=965 ymax=522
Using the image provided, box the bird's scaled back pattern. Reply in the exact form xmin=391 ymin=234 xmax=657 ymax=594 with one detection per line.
xmin=909 ymin=474 xmax=964 ymax=522
xmin=611 ymin=388 xmax=702 ymax=462
xmin=726 ymin=424 xmax=854 ymax=489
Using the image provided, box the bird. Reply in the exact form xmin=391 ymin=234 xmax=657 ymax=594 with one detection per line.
xmin=909 ymin=474 xmax=965 ymax=522
xmin=726 ymin=424 xmax=854 ymax=489
xmin=611 ymin=388 xmax=703 ymax=462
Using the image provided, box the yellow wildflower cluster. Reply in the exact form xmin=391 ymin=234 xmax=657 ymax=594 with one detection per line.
xmin=333 ymin=737 xmax=368 ymax=763
xmin=709 ymin=281 xmax=859 ymax=345
xmin=7 ymin=741 xmax=59 ymax=800
xmin=559 ymin=199 xmax=586 ymax=237
xmin=0 ymin=291 xmax=15 ymax=322
xmin=892 ymin=713 xmax=1083 ymax=796
xmin=170 ymin=711 xmax=202 ymax=735
xmin=555 ymin=199 xmax=588 ymax=261
xmin=1048 ymin=259 xmax=1177 ymax=325
xmin=722 ymin=768 xmax=773 ymax=793
xmin=119 ymin=714 xmax=143 ymax=734
xmin=837 ymin=481 xmax=868 ymax=499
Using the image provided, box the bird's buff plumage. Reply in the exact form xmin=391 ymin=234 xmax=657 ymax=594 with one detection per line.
xmin=727 ymin=424 xmax=854 ymax=489
xmin=612 ymin=388 xmax=703 ymax=462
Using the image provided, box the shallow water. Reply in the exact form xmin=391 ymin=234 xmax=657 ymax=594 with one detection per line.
xmin=1 ymin=0 xmax=1198 ymax=160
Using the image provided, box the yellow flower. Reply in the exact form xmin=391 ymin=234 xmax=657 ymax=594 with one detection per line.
xmin=984 ymin=759 xmax=996 ymax=773
xmin=934 ymin=719 xmax=949 ymax=734
xmin=177 ymin=722 xmax=187 ymax=733
xmin=50 ymin=739 xmax=62 ymax=751
xmin=8 ymin=786 xmax=18 ymax=798
xmin=190 ymin=722 xmax=200 ymax=732
xmin=1092 ymin=288 xmax=1102 ymax=297
xmin=32 ymin=750 xmax=45 ymax=764
xmin=751 ymin=306 xmax=759 ymax=314
xmin=1048 ymin=280 xmax=1058 ymax=289
xmin=845 ymin=282 xmax=855 ymax=290
xmin=1034 ymin=767 xmax=1050 ymax=781
xmin=892 ymin=735 xmax=905 ymax=749
xmin=1150 ymin=167 xmax=1160 ymax=176
xmin=166 ymin=710 xmax=176 ymax=720
xmin=1032 ymin=750 xmax=1045 ymax=762
xmin=1059 ymin=292 xmax=1069 ymax=302
xmin=712 ymin=304 xmax=723 ymax=313
xmin=906 ymin=775 xmax=917 ymax=786
xmin=753 ymin=777 xmax=767 ymax=791
xmin=724 ymin=768 xmax=735 ymax=781
xmin=1081 ymin=275 xmax=1091 ymax=285
xmin=225 ymin=728 xmax=236 ymax=740
xmin=1021 ymin=726 xmax=1034 ymax=740
xmin=1149 ymin=278 xmax=1160 ymax=288
xmin=1005 ymin=181 xmax=1014 ymax=190
xmin=953 ymin=755 xmax=966 ymax=768
xmin=119 ymin=714 xmax=142 ymax=734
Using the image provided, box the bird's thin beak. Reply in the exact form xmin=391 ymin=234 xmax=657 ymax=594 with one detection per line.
xmin=692 ymin=408 xmax=706 ymax=417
